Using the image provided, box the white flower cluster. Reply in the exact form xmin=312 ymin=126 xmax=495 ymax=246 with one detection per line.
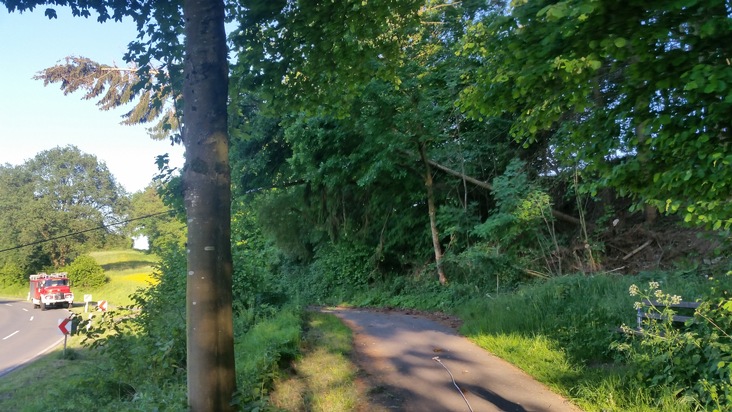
xmin=628 ymin=281 xmax=683 ymax=305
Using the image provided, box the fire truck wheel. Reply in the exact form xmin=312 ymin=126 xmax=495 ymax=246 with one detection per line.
xmin=65 ymin=302 xmax=71 ymax=309
xmin=41 ymin=302 xmax=47 ymax=311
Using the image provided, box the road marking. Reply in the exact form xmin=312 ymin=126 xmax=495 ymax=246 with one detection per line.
xmin=4 ymin=303 xmax=11 ymax=306
xmin=2 ymin=331 xmax=19 ymax=340
xmin=22 ymin=308 xmax=28 ymax=312
xmin=29 ymin=316 xmax=34 ymax=321
xmin=0 ymin=335 xmax=65 ymax=378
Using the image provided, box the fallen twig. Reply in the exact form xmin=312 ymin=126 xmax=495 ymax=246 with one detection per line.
xmin=622 ymin=240 xmax=653 ymax=260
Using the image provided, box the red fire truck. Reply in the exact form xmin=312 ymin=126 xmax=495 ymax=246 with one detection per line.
xmin=29 ymin=272 xmax=74 ymax=310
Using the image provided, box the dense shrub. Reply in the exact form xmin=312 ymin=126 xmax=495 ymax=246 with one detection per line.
xmin=284 ymin=241 xmax=375 ymax=305
xmin=65 ymin=254 xmax=108 ymax=288
xmin=81 ymin=247 xmax=187 ymax=407
xmin=0 ymin=262 xmax=26 ymax=287
xmin=616 ymin=280 xmax=732 ymax=410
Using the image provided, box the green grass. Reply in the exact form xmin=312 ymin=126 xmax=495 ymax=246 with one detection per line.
xmin=4 ymin=248 xmax=725 ymax=411
xmin=77 ymin=250 xmax=159 ymax=307
xmin=268 ymin=311 xmax=361 ymax=412
xmin=233 ymin=307 xmax=302 ymax=408
xmin=89 ymin=249 xmax=159 ymax=267
xmin=0 ymin=334 xmax=125 ymax=411
xmin=1 ymin=249 xmax=317 ymax=411
xmin=452 ymin=272 xmax=728 ymax=411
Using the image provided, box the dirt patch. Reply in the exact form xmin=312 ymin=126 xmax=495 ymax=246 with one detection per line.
xmin=598 ymin=224 xmax=723 ymax=274
xmin=553 ymin=220 xmax=725 ymax=276
xmin=355 ymin=306 xmax=463 ymax=330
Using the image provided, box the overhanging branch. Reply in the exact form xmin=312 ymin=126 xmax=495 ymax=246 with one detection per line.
xmin=425 ymin=158 xmax=583 ymax=226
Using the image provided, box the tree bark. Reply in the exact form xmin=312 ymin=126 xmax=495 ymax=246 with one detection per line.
xmin=182 ymin=1 xmax=236 ymax=410
xmin=635 ymin=123 xmax=657 ymax=225
xmin=418 ymin=142 xmax=447 ymax=285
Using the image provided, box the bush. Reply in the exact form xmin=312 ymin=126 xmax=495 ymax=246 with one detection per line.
xmin=285 ymin=241 xmax=375 ymax=305
xmin=235 ymin=307 xmax=302 ymax=408
xmin=0 ymin=262 xmax=26 ymax=288
xmin=65 ymin=255 xmax=107 ymax=288
xmin=80 ymin=247 xmax=187 ymax=407
xmin=616 ymin=280 xmax=732 ymax=410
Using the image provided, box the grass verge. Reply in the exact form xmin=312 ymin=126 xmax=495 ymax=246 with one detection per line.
xmin=453 ymin=272 xmax=726 ymax=411
xmin=268 ymin=311 xmax=362 ymax=412
xmin=0 ymin=335 xmax=117 ymax=410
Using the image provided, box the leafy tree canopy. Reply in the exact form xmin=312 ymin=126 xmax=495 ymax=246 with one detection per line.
xmin=0 ymin=145 xmax=127 ymax=270
xmin=128 ymin=184 xmax=186 ymax=254
xmin=458 ymin=0 xmax=732 ymax=229
xmin=229 ymin=0 xmax=424 ymax=115
xmin=34 ymin=56 xmax=180 ymax=142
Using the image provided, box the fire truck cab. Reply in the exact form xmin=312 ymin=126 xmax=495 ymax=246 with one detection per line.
xmin=29 ymin=272 xmax=74 ymax=310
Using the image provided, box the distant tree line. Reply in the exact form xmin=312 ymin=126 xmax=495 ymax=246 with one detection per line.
xmin=0 ymin=145 xmax=184 ymax=285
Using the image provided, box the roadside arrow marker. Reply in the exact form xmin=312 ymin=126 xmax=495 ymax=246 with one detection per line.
xmin=98 ymin=300 xmax=108 ymax=312
xmin=58 ymin=317 xmax=72 ymax=335
xmin=58 ymin=317 xmax=73 ymax=357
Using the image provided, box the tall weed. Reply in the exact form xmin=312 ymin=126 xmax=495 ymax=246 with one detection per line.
xmin=458 ymin=272 xmax=726 ymax=363
xmin=616 ymin=278 xmax=732 ymax=410
xmin=79 ymin=246 xmax=188 ymax=408
xmin=235 ymin=308 xmax=302 ymax=409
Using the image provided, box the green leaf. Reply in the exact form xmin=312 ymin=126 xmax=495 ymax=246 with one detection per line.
xmin=684 ymin=80 xmax=698 ymax=90
xmin=614 ymin=37 xmax=627 ymax=48
xmin=536 ymin=5 xmax=551 ymax=17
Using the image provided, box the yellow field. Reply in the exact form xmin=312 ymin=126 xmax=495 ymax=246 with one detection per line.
xmin=76 ymin=249 xmax=161 ymax=306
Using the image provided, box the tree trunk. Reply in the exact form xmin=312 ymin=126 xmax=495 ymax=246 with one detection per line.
xmin=635 ymin=122 xmax=657 ymax=225
xmin=418 ymin=142 xmax=447 ymax=285
xmin=182 ymin=1 xmax=236 ymax=411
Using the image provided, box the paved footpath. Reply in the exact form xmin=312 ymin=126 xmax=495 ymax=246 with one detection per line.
xmin=326 ymin=308 xmax=584 ymax=412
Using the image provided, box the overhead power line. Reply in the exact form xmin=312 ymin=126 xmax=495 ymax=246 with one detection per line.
xmin=0 ymin=210 xmax=175 ymax=254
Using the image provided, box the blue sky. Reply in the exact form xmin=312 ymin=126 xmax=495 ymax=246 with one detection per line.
xmin=0 ymin=7 xmax=184 ymax=193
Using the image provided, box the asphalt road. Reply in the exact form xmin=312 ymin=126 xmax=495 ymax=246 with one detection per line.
xmin=327 ymin=308 xmax=583 ymax=412
xmin=0 ymin=298 xmax=68 ymax=378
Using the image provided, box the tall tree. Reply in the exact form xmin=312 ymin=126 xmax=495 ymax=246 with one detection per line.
xmin=0 ymin=164 xmax=46 ymax=273
xmin=6 ymin=0 xmax=443 ymax=407
xmin=181 ymin=0 xmax=236 ymax=410
xmin=0 ymin=146 xmax=126 ymax=269
xmin=3 ymin=1 xmax=236 ymax=409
